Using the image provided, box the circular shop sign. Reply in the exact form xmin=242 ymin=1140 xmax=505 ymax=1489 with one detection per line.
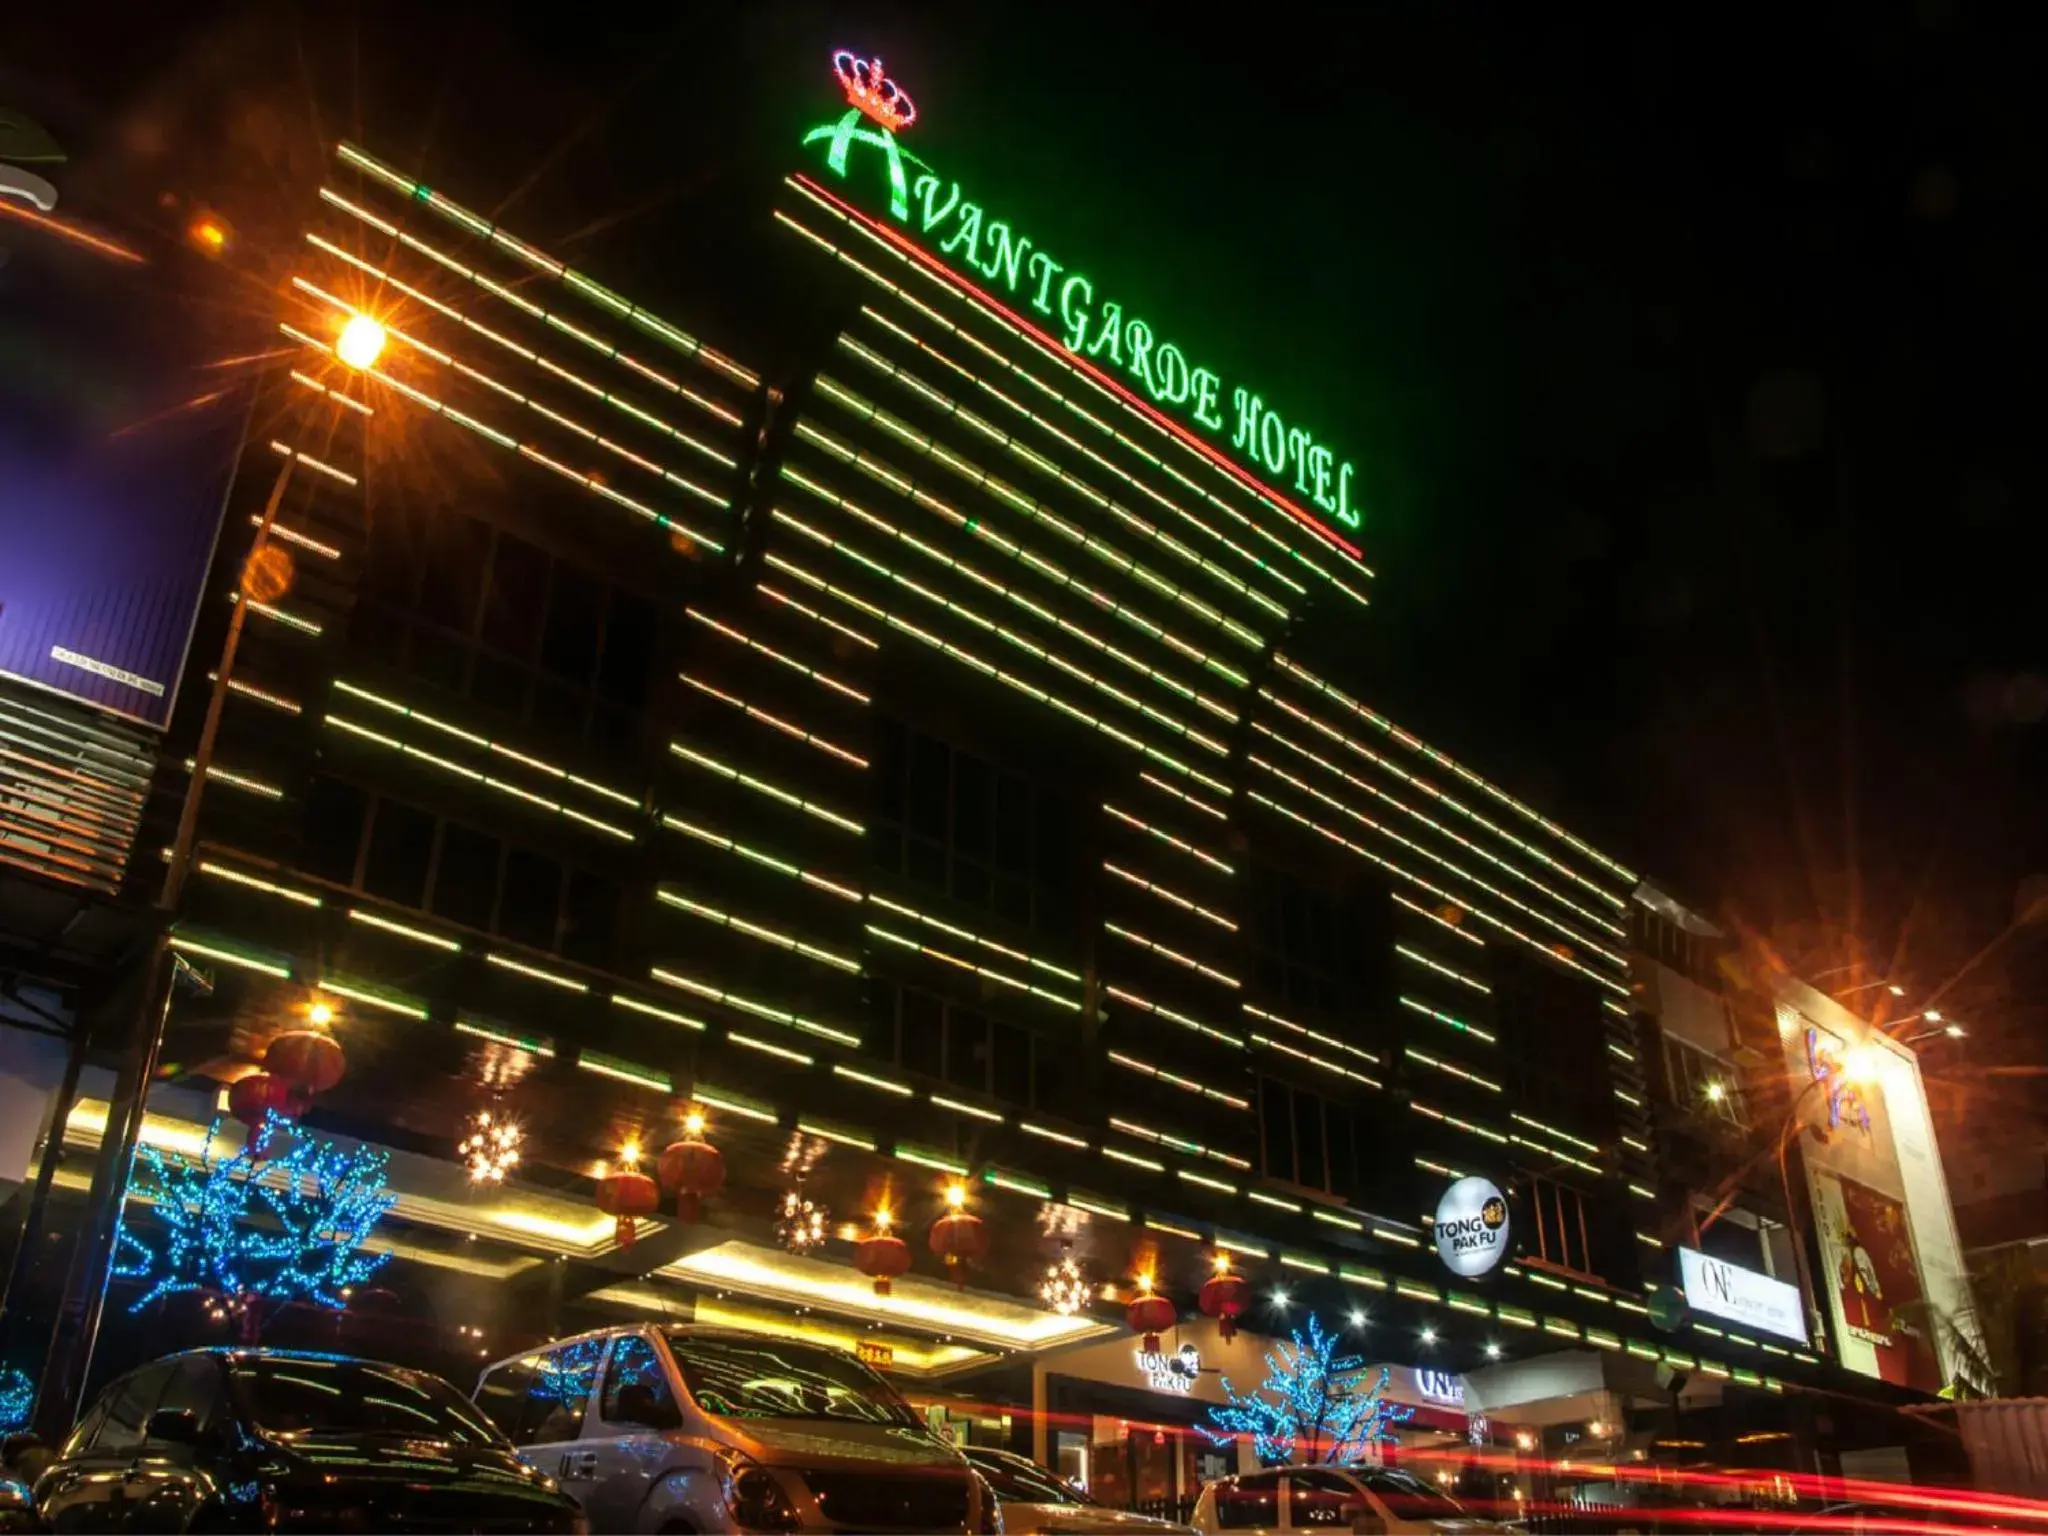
xmin=1434 ymin=1176 xmax=1511 ymax=1278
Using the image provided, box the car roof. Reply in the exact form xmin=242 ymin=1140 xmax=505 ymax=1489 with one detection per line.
xmin=478 ymin=1323 xmax=862 ymax=1377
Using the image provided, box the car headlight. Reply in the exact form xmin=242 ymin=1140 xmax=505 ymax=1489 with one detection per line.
xmin=716 ymin=1450 xmax=798 ymax=1534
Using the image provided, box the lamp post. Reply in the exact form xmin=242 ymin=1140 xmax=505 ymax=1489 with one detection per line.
xmin=32 ymin=318 xmax=387 ymax=1439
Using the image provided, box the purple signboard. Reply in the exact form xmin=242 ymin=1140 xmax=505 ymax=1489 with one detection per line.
xmin=0 ymin=120 xmax=243 ymax=730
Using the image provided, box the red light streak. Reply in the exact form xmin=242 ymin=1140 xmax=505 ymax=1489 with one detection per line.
xmin=0 ymin=199 xmax=146 ymax=263
xmin=788 ymin=173 xmax=1367 ymax=567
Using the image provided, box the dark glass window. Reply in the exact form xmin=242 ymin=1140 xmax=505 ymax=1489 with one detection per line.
xmin=418 ymin=512 xmax=489 ymax=634
xmin=542 ymin=566 xmax=603 ymax=684
xmin=151 ymin=1355 xmax=224 ymax=1436
xmin=432 ymin=823 xmax=501 ymax=932
xmin=561 ymin=869 xmax=621 ymax=969
xmin=301 ymin=777 xmax=368 ymax=887
xmin=362 ymin=800 xmax=436 ymax=907
xmin=1257 ymin=1077 xmax=1356 ymax=1197
xmin=90 ymin=1364 xmax=170 ymax=1453
xmin=498 ymin=849 xmax=563 ymax=950
xmin=600 ymin=1334 xmax=681 ymax=1429
xmin=475 ymin=1357 xmax=536 ymax=1444
xmin=519 ymin=1338 xmax=604 ymax=1446
xmin=481 ymin=536 xmax=549 ymax=662
xmin=871 ymin=719 xmax=1074 ymax=938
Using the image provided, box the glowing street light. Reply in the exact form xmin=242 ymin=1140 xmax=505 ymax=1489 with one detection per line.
xmin=336 ymin=313 xmax=387 ymax=371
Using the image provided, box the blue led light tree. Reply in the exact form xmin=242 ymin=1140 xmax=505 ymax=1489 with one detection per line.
xmin=111 ymin=1113 xmax=394 ymax=1341
xmin=0 ymin=1365 xmax=32 ymax=1433
xmin=1202 ymin=1313 xmax=1414 ymax=1465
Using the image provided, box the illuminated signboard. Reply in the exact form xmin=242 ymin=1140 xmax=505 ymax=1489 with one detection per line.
xmin=803 ymin=51 xmax=1364 ymax=547
xmin=0 ymin=104 xmax=239 ymax=730
xmin=1136 ymin=1342 xmax=1201 ymax=1394
xmin=1677 ymin=1247 xmax=1805 ymax=1346
xmin=1415 ymin=1368 xmax=1465 ymax=1406
xmin=1806 ymin=1026 xmax=1872 ymax=1134
xmin=1433 ymin=1176 xmax=1511 ymax=1279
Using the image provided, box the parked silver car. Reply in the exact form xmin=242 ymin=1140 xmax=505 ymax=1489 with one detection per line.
xmin=475 ymin=1324 xmax=994 ymax=1533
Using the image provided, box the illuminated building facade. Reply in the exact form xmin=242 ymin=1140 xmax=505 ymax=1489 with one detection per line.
xmin=9 ymin=53 xmax=1941 ymax=1481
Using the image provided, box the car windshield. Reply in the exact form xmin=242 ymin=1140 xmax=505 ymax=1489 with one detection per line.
xmin=966 ymin=1450 xmax=1093 ymax=1507
xmin=663 ymin=1333 xmax=920 ymax=1428
xmin=1355 ymin=1467 xmax=1465 ymax=1518
xmin=228 ymin=1356 xmax=500 ymax=1446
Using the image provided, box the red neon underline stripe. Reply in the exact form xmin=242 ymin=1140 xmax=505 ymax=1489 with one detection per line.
xmin=789 ymin=172 xmax=1367 ymax=567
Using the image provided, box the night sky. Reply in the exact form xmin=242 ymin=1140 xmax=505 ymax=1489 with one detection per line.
xmin=8 ymin=3 xmax=2045 ymax=1075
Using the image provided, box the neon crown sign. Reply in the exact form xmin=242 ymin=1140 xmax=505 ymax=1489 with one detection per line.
xmin=803 ymin=51 xmax=1364 ymax=547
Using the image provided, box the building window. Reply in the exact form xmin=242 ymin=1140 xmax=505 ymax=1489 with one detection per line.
xmin=868 ymin=977 xmax=1040 ymax=1107
xmin=1245 ymin=867 xmax=1374 ymax=1019
xmin=1256 ymin=1076 xmax=1362 ymax=1197
xmin=870 ymin=720 xmax=1074 ymax=939
xmin=1662 ymin=1036 xmax=1746 ymax=1126
xmin=355 ymin=504 xmax=655 ymax=753
xmin=1525 ymin=1173 xmax=1599 ymax=1278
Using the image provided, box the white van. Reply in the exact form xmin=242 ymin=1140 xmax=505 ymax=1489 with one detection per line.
xmin=474 ymin=1324 xmax=994 ymax=1534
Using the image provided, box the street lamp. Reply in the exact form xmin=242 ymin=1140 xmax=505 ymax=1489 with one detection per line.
xmin=34 ymin=307 xmax=387 ymax=1439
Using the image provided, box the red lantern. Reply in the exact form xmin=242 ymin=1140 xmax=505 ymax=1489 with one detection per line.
xmin=264 ymin=1029 xmax=346 ymax=1095
xmin=928 ymin=1184 xmax=987 ymax=1286
xmin=596 ymin=1167 xmax=660 ymax=1250
xmin=228 ymin=1073 xmax=306 ymax=1156
xmin=656 ymin=1110 xmax=725 ymax=1222
xmin=1199 ymin=1263 xmax=1251 ymax=1342
xmin=855 ymin=1227 xmax=913 ymax=1297
xmin=1126 ymin=1289 xmax=1178 ymax=1355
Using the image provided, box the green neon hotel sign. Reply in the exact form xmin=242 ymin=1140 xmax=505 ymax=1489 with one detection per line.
xmin=804 ymin=52 xmax=1362 ymax=537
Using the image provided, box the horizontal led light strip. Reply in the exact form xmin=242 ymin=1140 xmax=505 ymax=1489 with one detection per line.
xmin=656 ymin=889 xmax=861 ymax=973
xmin=667 ymin=741 xmax=862 ymax=833
xmin=1396 ymin=943 xmax=1491 ymax=995
xmin=650 ymin=966 xmax=860 ymax=1048
xmin=837 ymin=334 xmax=1291 ymax=620
xmin=290 ymin=276 xmax=733 ymax=515
xmin=169 ymin=933 xmax=293 ymax=979
xmin=1266 ymin=691 xmax=1630 ymax=919
xmin=1271 ymin=656 xmax=1637 ymax=886
xmin=1108 ymin=1117 xmax=1252 ymax=1170
xmin=1248 ymin=786 xmax=1627 ymax=997
xmin=1103 ymin=920 xmax=1239 ymax=989
xmin=659 ymin=814 xmax=862 ymax=900
xmin=865 ymin=923 xmax=1081 ymax=1010
xmin=1251 ymin=1031 xmax=1383 ymax=1090
xmin=1250 ymin=753 xmax=1622 ymax=965
xmin=336 ymin=145 xmax=758 ymax=389
xmin=1104 ymin=804 xmax=1234 ymax=874
xmin=781 ymin=465 xmax=1237 ymax=725
xmin=1102 ymin=862 xmax=1237 ymax=931
xmin=246 ymin=511 xmax=340 ymax=561
xmin=324 ymin=715 xmax=636 ymax=840
xmin=1256 ymin=717 xmax=1625 ymax=941
xmin=1137 ymin=769 xmax=1230 ymax=822
xmin=578 ymin=1051 xmax=672 ymax=1092
xmin=349 ymin=908 xmax=457 ymax=950
xmin=1406 ymin=1048 xmax=1504 ymax=1093
xmin=773 ymin=503 xmax=1228 ymax=756
xmin=1411 ymin=1100 xmax=1510 ymax=1146
xmin=189 ymin=761 xmax=285 ymax=799
xmin=320 ymin=187 xmax=745 ymax=435
xmin=332 ymin=681 xmax=638 ymax=808
xmin=303 ymin=232 xmax=739 ymax=473
xmin=776 ymin=201 xmax=1368 ymax=606
xmin=790 ymin=426 xmax=1250 ymax=692
xmin=280 ymin=322 xmax=726 ymax=553
xmin=1391 ymin=891 xmax=1484 ymax=946
xmin=809 ymin=377 xmax=1267 ymax=650
xmin=781 ymin=175 xmax=1369 ymax=574
xmin=685 ymin=610 xmax=868 ymax=702
xmin=756 ymin=581 xmax=878 ymax=649
xmin=867 ymin=894 xmax=1080 ymax=982
xmin=1398 ymin=994 xmax=1499 ymax=1045
xmin=1510 ymin=1112 xmax=1602 ymax=1156
xmin=1105 ymin=984 xmax=1244 ymax=1048
xmin=1105 ymin=1056 xmax=1245 ymax=1114
xmin=268 ymin=439 xmax=356 ymax=486
xmin=1242 ymin=1003 xmax=1380 ymax=1067
xmin=856 ymin=305 xmax=1322 ymax=602
xmin=227 ymin=592 xmax=321 ymax=636
xmin=289 ymin=367 xmax=373 ymax=416
xmin=200 ymin=860 xmax=323 ymax=908
xmin=763 ymin=552 xmax=1231 ymax=796
xmin=680 ymin=672 xmax=866 ymax=767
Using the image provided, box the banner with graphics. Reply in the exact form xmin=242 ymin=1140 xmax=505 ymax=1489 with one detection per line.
xmin=1811 ymin=1169 xmax=1940 ymax=1392
xmin=0 ymin=103 xmax=241 ymax=729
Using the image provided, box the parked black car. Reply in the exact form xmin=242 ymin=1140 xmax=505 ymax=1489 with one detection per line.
xmin=32 ymin=1348 xmax=585 ymax=1532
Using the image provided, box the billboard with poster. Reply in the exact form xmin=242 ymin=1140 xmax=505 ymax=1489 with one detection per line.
xmin=1810 ymin=1170 xmax=1941 ymax=1391
xmin=0 ymin=102 xmax=242 ymax=729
